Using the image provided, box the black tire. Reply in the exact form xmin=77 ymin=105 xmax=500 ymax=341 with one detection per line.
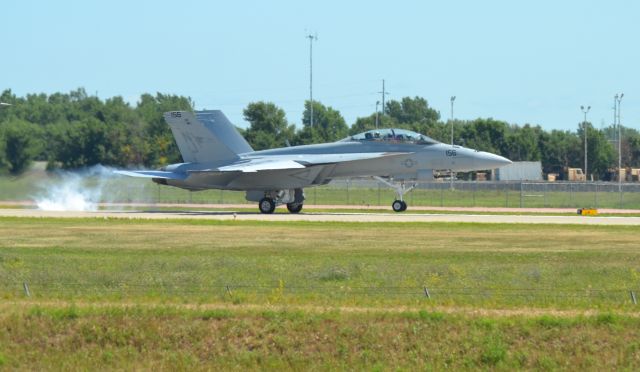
xmin=286 ymin=203 xmax=303 ymax=214
xmin=258 ymin=197 xmax=276 ymax=214
xmin=400 ymin=200 xmax=408 ymax=211
xmin=392 ymin=200 xmax=405 ymax=212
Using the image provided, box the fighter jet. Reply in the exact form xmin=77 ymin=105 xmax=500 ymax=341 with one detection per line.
xmin=116 ymin=110 xmax=511 ymax=213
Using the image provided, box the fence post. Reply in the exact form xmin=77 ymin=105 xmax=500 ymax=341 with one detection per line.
xmin=505 ymin=185 xmax=509 ymax=207
xmin=472 ymin=181 xmax=476 ymax=207
xmin=519 ymin=181 xmax=524 ymax=208
xmin=631 ymin=291 xmax=637 ymax=305
xmin=23 ymin=282 xmax=31 ymax=297
xmin=424 ymin=287 xmax=431 ymax=299
xmin=346 ymin=179 xmax=350 ymax=205
xmin=569 ymin=183 xmax=573 ymax=206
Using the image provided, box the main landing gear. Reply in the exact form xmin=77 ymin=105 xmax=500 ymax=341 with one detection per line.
xmin=373 ymin=176 xmax=416 ymax=213
xmin=254 ymin=189 xmax=305 ymax=214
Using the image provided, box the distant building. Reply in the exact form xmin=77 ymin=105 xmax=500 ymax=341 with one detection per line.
xmin=492 ymin=161 xmax=542 ymax=181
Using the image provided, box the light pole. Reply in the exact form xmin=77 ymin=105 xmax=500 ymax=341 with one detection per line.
xmin=450 ymin=96 xmax=456 ymax=190
xmin=450 ymin=96 xmax=456 ymax=146
xmin=580 ymin=105 xmax=590 ymax=180
xmin=375 ymin=101 xmax=380 ymax=129
xmin=306 ymin=34 xmax=317 ymax=127
xmin=615 ymin=93 xmax=624 ymax=190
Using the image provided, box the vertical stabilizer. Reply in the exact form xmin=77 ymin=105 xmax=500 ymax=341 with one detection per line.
xmin=163 ymin=110 xmax=253 ymax=163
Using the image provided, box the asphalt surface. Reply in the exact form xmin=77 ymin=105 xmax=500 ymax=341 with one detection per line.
xmin=1 ymin=208 xmax=640 ymax=225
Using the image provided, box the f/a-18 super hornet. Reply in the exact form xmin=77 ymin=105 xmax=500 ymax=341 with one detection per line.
xmin=115 ymin=110 xmax=511 ymax=213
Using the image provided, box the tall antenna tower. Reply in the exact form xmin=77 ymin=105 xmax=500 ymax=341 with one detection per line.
xmin=306 ymin=33 xmax=318 ymax=126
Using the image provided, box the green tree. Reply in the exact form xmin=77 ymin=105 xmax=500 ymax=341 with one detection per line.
xmin=578 ymin=123 xmax=615 ymax=179
xmin=503 ymin=124 xmax=542 ymax=161
xmin=296 ymin=101 xmax=348 ymax=145
xmin=458 ymin=118 xmax=508 ymax=154
xmin=380 ymin=96 xmax=444 ymax=140
xmin=539 ymin=129 xmax=581 ymax=174
xmin=102 ymin=96 xmax=147 ymax=166
xmin=385 ymin=96 xmax=440 ymax=125
xmin=48 ymin=118 xmax=111 ymax=168
xmin=0 ymin=119 xmax=43 ymax=174
xmin=627 ymin=133 xmax=640 ymax=168
xmin=243 ymin=102 xmax=295 ymax=150
xmin=136 ymin=93 xmax=193 ymax=165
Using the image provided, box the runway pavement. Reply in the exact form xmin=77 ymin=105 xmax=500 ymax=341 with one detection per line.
xmin=1 ymin=208 xmax=640 ymax=225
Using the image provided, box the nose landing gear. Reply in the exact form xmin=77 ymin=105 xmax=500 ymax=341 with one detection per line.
xmin=392 ymin=200 xmax=407 ymax=212
xmin=373 ymin=176 xmax=416 ymax=213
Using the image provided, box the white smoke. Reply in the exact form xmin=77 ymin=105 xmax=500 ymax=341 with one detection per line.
xmin=34 ymin=165 xmax=122 ymax=211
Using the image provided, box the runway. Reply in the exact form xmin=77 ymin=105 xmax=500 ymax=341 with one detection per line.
xmin=1 ymin=208 xmax=640 ymax=225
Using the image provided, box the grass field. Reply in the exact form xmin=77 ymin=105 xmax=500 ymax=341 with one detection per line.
xmin=2 ymin=217 xmax=640 ymax=369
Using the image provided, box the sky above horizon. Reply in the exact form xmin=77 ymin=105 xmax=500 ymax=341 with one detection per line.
xmin=2 ymin=0 xmax=638 ymax=131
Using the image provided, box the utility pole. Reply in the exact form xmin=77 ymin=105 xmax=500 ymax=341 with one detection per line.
xmin=581 ymin=105 xmax=590 ymax=180
xmin=306 ymin=33 xmax=317 ymax=127
xmin=375 ymin=101 xmax=380 ymax=129
xmin=615 ymin=93 xmax=624 ymax=191
xmin=450 ymin=96 xmax=456 ymax=190
xmin=378 ymin=79 xmax=389 ymax=115
xmin=450 ymin=96 xmax=456 ymax=146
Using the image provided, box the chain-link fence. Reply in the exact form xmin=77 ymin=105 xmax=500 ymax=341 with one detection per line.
xmin=7 ymin=174 xmax=640 ymax=209
xmin=138 ymin=180 xmax=640 ymax=210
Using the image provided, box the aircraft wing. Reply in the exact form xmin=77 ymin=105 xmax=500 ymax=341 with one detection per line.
xmin=113 ymin=170 xmax=188 ymax=180
xmin=215 ymin=159 xmax=306 ymax=172
xmin=193 ymin=152 xmax=411 ymax=174
xmin=293 ymin=152 xmax=410 ymax=166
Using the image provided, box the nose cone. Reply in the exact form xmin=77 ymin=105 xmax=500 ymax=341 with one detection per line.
xmin=474 ymin=151 xmax=512 ymax=170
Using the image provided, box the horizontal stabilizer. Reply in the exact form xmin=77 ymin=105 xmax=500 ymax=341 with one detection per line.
xmin=113 ymin=170 xmax=187 ymax=180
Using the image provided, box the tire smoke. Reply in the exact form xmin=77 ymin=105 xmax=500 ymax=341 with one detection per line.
xmin=34 ymin=165 xmax=125 ymax=211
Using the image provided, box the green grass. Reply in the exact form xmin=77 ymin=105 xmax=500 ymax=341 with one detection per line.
xmin=2 ymin=217 xmax=640 ymax=369
xmin=1 ymin=304 xmax=640 ymax=370
xmin=2 ymin=217 xmax=640 ymax=309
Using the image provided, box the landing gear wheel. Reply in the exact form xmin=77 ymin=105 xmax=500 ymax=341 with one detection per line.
xmin=286 ymin=203 xmax=303 ymax=214
xmin=392 ymin=200 xmax=407 ymax=212
xmin=258 ymin=197 xmax=276 ymax=214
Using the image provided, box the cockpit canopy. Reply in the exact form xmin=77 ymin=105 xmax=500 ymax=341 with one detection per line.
xmin=340 ymin=128 xmax=439 ymax=145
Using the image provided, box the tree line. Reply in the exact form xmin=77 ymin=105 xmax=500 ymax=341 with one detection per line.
xmin=1 ymin=88 xmax=638 ymax=179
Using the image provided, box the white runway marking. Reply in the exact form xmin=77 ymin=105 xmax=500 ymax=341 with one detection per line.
xmin=1 ymin=208 xmax=640 ymax=225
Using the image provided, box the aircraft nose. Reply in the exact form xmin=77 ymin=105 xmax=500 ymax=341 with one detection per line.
xmin=474 ymin=151 xmax=512 ymax=169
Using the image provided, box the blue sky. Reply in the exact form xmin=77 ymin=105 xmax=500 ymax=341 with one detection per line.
xmin=2 ymin=0 xmax=638 ymax=131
